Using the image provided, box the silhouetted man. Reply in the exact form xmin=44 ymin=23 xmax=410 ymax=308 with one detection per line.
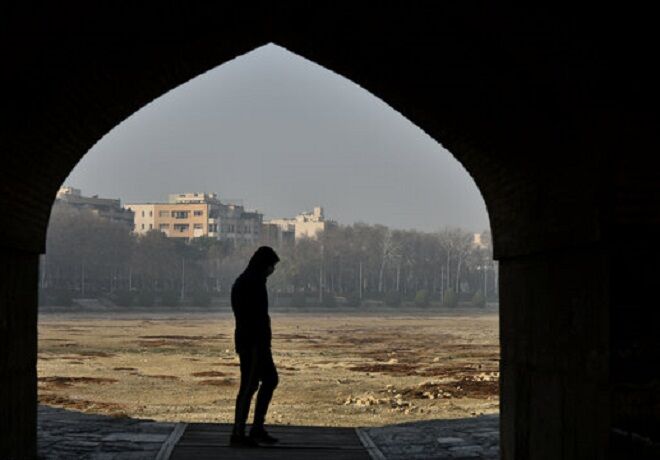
xmin=230 ymin=246 xmax=280 ymax=447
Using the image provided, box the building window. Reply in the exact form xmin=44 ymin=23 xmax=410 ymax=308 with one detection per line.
xmin=193 ymin=223 xmax=203 ymax=229
xmin=173 ymin=224 xmax=189 ymax=232
xmin=172 ymin=211 xmax=189 ymax=219
xmin=159 ymin=224 xmax=170 ymax=230
xmin=193 ymin=210 xmax=203 ymax=216
xmin=141 ymin=223 xmax=145 ymax=229
xmin=141 ymin=210 xmax=145 ymax=217
xmin=149 ymin=211 xmax=153 ymax=217
xmin=159 ymin=210 xmax=170 ymax=217
xmin=149 ymin=224 xmax=153 ymax=229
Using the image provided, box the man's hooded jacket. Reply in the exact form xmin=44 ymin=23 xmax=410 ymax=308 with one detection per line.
xmin=231 ymin=247 xmax=280 ymax=353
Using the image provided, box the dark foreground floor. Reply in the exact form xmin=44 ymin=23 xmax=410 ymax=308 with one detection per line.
xmin=38 ymin=406 xmax=175 ymax=459
xmin=170 ymin=423 xmax=370 ymax=459
xmin=38 ymin=405 xmax=500 ymax=459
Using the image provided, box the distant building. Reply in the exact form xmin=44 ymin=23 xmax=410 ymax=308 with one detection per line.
xmin=260 ymin=221 xmax=295 ymax=248
xmin=124 ymin=192 xmax=262 ymax=243
xmin=55 ymin=186 xmax=134 ymax=228
xmin=265 ymin=206 xmax=335 ymax=241
xmin=472 ymin=231 xmax=492 ymax=249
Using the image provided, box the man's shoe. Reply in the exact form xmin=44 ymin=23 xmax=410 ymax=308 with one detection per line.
xmin=249 ymin=427 xmax=279 ymax=444
xmin=230 ymin=433 xmax=259 ymax=448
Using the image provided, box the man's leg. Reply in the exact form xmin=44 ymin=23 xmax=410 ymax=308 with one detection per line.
xmin=232 ymin=347 xmax=259 ymax=437
xmin=252 ymin=348 xmax=278 ymax=430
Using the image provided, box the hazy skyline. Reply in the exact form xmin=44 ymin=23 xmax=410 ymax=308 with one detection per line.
xmin=63 ymin=44 xmax=489 ymax=232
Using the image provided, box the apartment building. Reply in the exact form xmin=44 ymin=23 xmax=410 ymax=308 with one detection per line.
xmin=124 ymin=192 xmax=262 ymax=243
xmin=472 ymin=231 xmax=492 ymax=250
xmin=261 ymin=221 xmax=295 ymax=247
xmin=265 ymin=206 xmax=335 ymax=241
xmin=55 ymin=186 xmax=134 ymax=228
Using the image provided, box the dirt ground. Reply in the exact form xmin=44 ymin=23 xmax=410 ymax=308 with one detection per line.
xmin=37 ymin=311 xmax=499 ymax=427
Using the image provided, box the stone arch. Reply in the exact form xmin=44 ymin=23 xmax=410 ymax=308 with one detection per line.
xmin=2 ymin=4 xmax=658 ymax=459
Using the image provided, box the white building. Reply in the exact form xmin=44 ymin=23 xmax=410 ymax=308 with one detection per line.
xmin=125 ymin=192 xmax=262 ymax=243
xmin=55 ymin=186 xmax=134 ymax=228
xmin=472 ymin=231 xmax=492 ymax=249
xmin=265 ymin=206 xmax=335 ymax=241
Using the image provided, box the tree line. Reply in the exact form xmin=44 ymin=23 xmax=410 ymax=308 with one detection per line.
xmin=40 ymin=202 xmax=497 ymax=308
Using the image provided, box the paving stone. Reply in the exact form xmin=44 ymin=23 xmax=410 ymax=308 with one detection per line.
xmin=365 ymin=414 xmax=499 ymax=459
xmin=449 ymin=445 xmax=483 ymax=452
xmin=101 ymin=433 xmax=168 ymax=442
xmin=437 ymin=436 xmax=466 ymax=444
xmin=38 ymin=406 xmax=174 ymax=459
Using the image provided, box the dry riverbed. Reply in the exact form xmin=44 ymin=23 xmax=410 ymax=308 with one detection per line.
xmin=38 ymin=311 xmax=499 ymax=426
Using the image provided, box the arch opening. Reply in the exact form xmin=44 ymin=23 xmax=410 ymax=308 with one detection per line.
xmin=3 ymin=6 xmax=645 ymax=459
xmin=37 ymin=44 xmax=500 ymax=448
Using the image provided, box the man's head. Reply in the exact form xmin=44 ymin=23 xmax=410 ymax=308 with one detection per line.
xmin=247 ymin=246 xmax=280 ymax=277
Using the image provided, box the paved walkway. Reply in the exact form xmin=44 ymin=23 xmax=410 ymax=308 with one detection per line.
xmin=38 ymin=406 xmax=499 ymax=459
xmin=38 ymin=406 xmax=175 ymax=459
xmin=362 ymin=415 xmax=499 ymax=459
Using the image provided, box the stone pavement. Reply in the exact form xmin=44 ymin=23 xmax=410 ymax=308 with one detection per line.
xmin=37 ymin=405 xmax=499 ymax=459
xmin=37 ymin=406 xmax=176 ymax=459
xmin=360 ymin=414 xmax=499 ymax=459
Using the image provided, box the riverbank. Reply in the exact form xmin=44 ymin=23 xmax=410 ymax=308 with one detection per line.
xmin=38 ymin=312 xmax=499 ymax=427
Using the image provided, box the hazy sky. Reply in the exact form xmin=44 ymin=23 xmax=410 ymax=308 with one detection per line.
xmin=64 ymin=44 xmax=489 ymax=232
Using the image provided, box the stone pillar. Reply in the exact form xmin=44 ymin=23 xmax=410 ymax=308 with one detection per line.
xmin=0 ymin=249 xmax=38 ymax=458
xmin=609 ymin=246 xmax=660 ymax=458
xmin=499 ymin=248 xmax=610 ymax=459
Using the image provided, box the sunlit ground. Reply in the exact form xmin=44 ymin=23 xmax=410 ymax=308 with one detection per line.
xmin=38 ymin=311 xmax=499 ymax=426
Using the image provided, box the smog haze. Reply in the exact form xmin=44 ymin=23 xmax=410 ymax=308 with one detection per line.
xmin=64 ymin=44 xmax=489 ymax=232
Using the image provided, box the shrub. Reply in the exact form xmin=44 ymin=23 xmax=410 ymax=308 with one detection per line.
xmin=38 ymin=288 xmax=53 ymax=307
xmin=291 ymin=291 xmax=307 ymax=309
xmin=39 ymin=288 xmax=74 ymax=307
xmin=368 ymin=291 xmax=385 ymax=301
xmin=471 ymin=289 xmax=486 ymax=308
xmin=442 ymin=288 xmax=458 ymax=308
xmin=405 ymin=289 xmax=420 ymax=302
xmin=345 ymin=291 xmax=362 ymax=308
xmin=135 ymin=289 xmax=155 ymax=307
xmin=38 ymin=288 xmax=48 ymax=306
xmin=384 ymin=291 xmax=402 ymax=307
xmin=192 ymin=289 xmax=212 ymax=307
xmin=414 ymin=289 xmax=430 ymax=307
xmin=111 ymin=289 xmax=134 ymax=307
xmin=160 ymin=290 xmax=180 ymax=307
xmin=55 ymin=289 xmax=74 ymax=307
xmin=321 ymin=292 xmax=337 ymax=308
